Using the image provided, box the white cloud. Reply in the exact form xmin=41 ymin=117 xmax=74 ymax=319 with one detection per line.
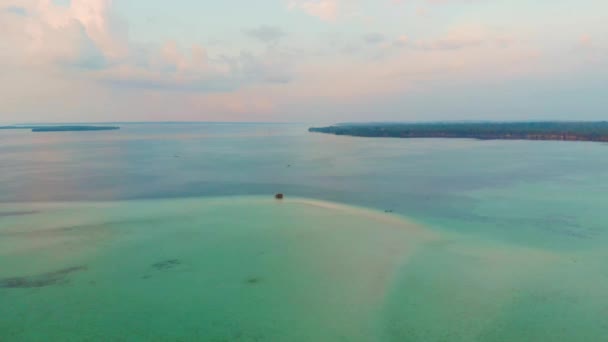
xmin=0 ymin=0 xmax=293 ymax=93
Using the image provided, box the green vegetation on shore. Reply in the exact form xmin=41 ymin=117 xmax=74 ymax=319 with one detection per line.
xmin=0 ymin=125 xmax=119 ymax=132
xmin=309 ymin=122 xmax=608 ymax=142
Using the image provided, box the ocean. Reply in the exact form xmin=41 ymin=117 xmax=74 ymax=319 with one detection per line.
xmin=1 ymin=123 xmax=608 ymax=341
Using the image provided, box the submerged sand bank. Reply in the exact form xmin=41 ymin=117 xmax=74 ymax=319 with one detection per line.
xmin=1 ymin=196 xmax=606 ymax=341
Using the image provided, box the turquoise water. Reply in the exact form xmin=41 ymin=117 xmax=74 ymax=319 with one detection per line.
xmin=2 ymin=124 xmax=608 ymax=340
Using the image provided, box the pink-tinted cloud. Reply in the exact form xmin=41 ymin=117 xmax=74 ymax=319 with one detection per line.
xmin=289 ymin=0 xmax=340 ymax=21
xmin=414 ymin=25 xmax=515 ymax=50
xmin=1 ymin=0 xmax=293 ymax=94
xmin=2 ymin=0 xmax=605 ymax=123
xmin=579 ymin=34 xmax=593 ymax=48
xmin=1 ymin=0 xmax=126 ymax=68
xmin=393 ymin=35 xmax=409 ymax=47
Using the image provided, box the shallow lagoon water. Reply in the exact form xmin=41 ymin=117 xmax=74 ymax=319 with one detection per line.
xmin=0 ymin=197 xmax=436 ymax=341
xmin=2 ymin=124 xmax=608 ymax=340
xmin=2 ymin=197 xmax=607 ymax=341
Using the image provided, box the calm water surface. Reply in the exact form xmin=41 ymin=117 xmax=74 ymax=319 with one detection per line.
xmin=1 ymin=123 xmax=608 ymax=341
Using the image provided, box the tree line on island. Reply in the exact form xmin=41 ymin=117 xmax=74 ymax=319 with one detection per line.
xmin=309 ymin=122 xmax=608 ymax=142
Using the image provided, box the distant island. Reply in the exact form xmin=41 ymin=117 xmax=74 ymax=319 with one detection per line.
xmin=309 ymin=122 xmax=608 ymax=142
xmin=0 ymin=125 xmax=120 ymax=132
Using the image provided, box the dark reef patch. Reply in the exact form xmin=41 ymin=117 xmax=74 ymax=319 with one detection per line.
xmin=152 ymin=259 xmax=181 ymax=271
xmin=0 ymin=266 xmax=87 ymax=289
xmin=245 ymin=277 xmax=261 ymax=285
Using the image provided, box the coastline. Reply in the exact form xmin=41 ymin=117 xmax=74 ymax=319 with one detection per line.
xmin=310 ymin=122 xmax=608 ymax=142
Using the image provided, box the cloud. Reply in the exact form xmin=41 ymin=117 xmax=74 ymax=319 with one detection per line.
xmin=96 ymin=44 xmax=293 ymax=92
xmin=0 ymin=0 xmax=293 ymax=94
xmin=329 ymin=26 xmax=513 ymax=61
xmin=4 ymin=6 xmax=27 ymax=16
xmin=414 ymin=25 xmax=514 ymax=50
xmin=0 ymin=0 xmax=127 ymax=69
xmin=363 ymin=33 xmax=386 ymax=45
xmin=422 ymin=0 xmax=481 ymax=4
xmin=2 ymin=0 xmax=604 ymax=123
xmin=243 ymin=26 xmax=286 ymax=44
xmin=579 ymin=34 xmax=593 ymax=48
xmin=108 ymin=38 xmax=294 ymax=93
xmin=391 ymin=0 xmax=478 ymax=5
xmin=574 ymin=34 xmax=606 ymax=66
xmin=393 ymin=35 xmax=409 ymax=47
xmin=288 ymin=0 xmax=340 ymax=21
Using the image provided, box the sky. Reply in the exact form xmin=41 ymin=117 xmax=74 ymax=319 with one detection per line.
xmin=0 ymin=0 xmax=606 ymax=123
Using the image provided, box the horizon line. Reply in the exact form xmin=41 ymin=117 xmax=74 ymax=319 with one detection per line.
xmin=2 ymin=120 xmax=607 ymax=126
